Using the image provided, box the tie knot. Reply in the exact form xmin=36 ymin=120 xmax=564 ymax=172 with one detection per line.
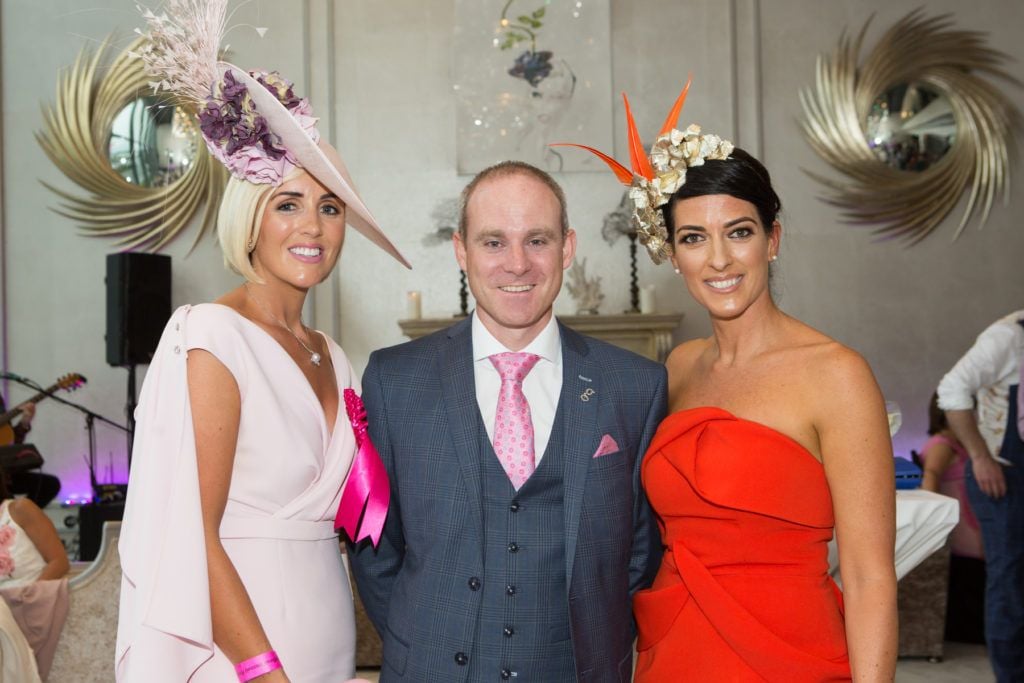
xmin=489 ymin=352 xmax=541 ymax=383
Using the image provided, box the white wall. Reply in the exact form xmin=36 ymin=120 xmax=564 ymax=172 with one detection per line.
xmin=2 ymin=0 xmax=1023 ymax=497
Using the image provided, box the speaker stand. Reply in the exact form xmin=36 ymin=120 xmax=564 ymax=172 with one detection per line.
xmin=125 ymin=364 xmax=137 ymax=470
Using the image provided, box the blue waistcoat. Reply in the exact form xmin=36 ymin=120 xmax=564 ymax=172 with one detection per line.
xmin=467 ymin=407 xmax=576 ymax=681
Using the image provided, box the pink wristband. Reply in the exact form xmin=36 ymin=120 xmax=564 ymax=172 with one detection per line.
xmin=235 ymin=650 xmax=282 ymax=682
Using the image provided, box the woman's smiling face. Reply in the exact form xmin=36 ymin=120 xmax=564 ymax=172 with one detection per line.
xmin=251 ymin=170 xmax=347 ymax=289
xmin=669 ymin=193 xmax=780 ymax=320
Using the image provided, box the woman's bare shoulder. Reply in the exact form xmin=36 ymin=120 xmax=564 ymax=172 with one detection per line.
xmin=781 ymin=318 xmax=870 ymax=374
xmin=772 ymin=319 xmax=880 ymax=412
xmin=666 ymin=336 xmax=712 ymax=371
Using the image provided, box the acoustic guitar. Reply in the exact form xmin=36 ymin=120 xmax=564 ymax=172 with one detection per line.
xmin=0 ymin=373 xmax=87 ymax=446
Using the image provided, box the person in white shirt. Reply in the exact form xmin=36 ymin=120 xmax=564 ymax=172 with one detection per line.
xmin=937 ymin=309 xmax=1024 ymax=682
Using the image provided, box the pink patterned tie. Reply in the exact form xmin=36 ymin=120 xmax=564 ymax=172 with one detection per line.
xmin=489 ymin=352 xmax=541 ymax=490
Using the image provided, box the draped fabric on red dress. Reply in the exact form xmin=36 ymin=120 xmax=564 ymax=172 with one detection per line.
xmin=633 ymin=407 xmax=852 ymax=682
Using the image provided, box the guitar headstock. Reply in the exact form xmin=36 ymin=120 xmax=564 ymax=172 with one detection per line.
xmin=56 ymin=373 xmax=87 ymax=392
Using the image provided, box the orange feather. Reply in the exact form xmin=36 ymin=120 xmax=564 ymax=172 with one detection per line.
xmin=549 ymin=143 xmax=634 ymax=185
xmin=622 ymin=92 xmax=654 ymax=180
xmin=658 ymin=76 xmax=692 ymax=137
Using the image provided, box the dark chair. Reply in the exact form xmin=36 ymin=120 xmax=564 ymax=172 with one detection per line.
xmin=897 ymin=543 xmax=950 ymax=661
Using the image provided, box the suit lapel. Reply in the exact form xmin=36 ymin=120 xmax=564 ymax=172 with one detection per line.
xmin=559 ymin=323 xmax=600 ymax=582
xmin=439 ymin=318 xmax=485 ymax=534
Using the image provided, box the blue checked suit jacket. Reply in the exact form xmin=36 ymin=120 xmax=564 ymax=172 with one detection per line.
xmin=349 ymin=317 xmax=667 ymax=682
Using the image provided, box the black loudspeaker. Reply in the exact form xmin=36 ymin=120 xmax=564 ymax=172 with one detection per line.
xmin=105 ymin=253 xmax=172 ymax=366
xmin=77 ymin=502 xmax=125 ymax=561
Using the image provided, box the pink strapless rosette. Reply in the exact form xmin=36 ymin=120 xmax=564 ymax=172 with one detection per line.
xmin=335 ymin=389 xmax=390 ymax=546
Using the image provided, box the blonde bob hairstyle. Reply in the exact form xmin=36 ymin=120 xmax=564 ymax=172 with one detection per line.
xmin=217 ymin=167 xmax=305 ymax=283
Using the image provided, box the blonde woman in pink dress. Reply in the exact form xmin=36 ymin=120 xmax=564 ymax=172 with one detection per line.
xmin=115 ymin=4 xmax=408 ymax=681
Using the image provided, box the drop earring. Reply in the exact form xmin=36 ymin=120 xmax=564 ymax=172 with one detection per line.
xmin=247 ymin=237 xmax=255 ymax=252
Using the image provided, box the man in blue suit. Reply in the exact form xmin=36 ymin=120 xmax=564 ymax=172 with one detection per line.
xmin=350 ymin=161 xmax=667 ymax=682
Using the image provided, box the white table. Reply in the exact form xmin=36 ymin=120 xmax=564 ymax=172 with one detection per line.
xmin=828 ymin=489 xmax=959 ymax=586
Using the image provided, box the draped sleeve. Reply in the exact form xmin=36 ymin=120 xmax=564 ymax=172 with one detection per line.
xmin=115 ymin=304 xmax=247 ymax=681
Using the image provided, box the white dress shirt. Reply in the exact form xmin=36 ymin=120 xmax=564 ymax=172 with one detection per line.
xmin=937 ymin=309 xmax=1024 ymax=465
xmin=472 ymin=312 xmax=563 ymax=465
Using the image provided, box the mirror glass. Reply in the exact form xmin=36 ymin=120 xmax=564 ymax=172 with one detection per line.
xmin=108 ymin=97 xmax=199 ymax=187
xmin=865 ymin=82 xmax=955 ymax=172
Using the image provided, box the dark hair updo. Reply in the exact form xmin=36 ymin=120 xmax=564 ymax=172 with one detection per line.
xmin=661 ymin=147 xmax=782 ymax=242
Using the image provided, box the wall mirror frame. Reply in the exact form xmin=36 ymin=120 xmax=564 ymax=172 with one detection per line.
xmin=800 ymin=10 xmax=1021 ymax=244
xmin=37 ymin=36 xmax=226 ymax=253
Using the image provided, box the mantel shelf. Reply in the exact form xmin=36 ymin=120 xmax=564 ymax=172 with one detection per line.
xmin=398 ymin=312 xmax=683 ymax=362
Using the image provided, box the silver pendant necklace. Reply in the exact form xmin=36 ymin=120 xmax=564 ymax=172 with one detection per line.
xmin=245 ymin=283 xmax=322 ymax=367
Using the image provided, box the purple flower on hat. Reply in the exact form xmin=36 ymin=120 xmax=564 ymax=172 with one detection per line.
xmin=198 ymin=68 xmax=321 ymax=185
xmin=198 ymin=102 xmax=231 ymax=141
xmin=221 ymin=70 xmax=248 ymax=102
xmin=258 ymin=71 xmax=302 ymax=110
xmin=225 ymin=144 xmax=289 ymax=184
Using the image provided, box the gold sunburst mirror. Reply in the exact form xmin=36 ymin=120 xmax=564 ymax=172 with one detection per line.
xmin=800 ymin=10 xmax=1021 ymax=244
xmin=36 ymin=36 xmax=227 ymax=253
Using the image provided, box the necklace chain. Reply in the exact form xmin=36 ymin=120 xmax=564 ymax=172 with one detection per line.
xmin=244 ymin=284 xmax=322 ymax=367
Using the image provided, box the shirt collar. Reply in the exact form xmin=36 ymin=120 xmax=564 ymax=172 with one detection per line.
xmin=471 ymin=311 xmax=561 ymax=364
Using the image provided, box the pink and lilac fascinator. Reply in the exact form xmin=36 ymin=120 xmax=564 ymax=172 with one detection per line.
xmin=136 ymin=0 xmax=410 ymax=268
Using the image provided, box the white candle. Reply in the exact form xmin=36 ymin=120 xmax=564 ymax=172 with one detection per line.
xmin=406 ymin=291 xmax=422 ymax=319
xmin=639 ymin=285 xmax=655 ymax=314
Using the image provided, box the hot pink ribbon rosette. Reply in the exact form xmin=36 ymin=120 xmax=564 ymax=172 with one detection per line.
xmin=335 ymin=389 xmax=390 ymax=546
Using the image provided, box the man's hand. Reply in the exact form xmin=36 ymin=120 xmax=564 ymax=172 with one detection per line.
xmin=972 ymin=454 xmax=1007 ymax=499
xmin=18 ymin=402 xmax=35 ymax=428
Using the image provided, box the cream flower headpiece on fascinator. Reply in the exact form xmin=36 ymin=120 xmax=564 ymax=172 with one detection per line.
xmin=135 ymin=0 xmax=411 ymax=268
xmin=553 ymin=79 xmax=733 ymax=264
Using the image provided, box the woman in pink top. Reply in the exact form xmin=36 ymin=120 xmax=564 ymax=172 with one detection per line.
xmin=919 ymin=392 xmax=985 ymax=643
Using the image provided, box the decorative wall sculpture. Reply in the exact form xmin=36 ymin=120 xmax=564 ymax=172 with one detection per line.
xmin=37 ymin=37 xmax=226 ymax=253
xmin=800 ymin=10 xmax=1021 ymax=243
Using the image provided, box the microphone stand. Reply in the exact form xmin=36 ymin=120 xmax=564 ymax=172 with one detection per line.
xmin=5 ymin=376 xmax=127 ymax=495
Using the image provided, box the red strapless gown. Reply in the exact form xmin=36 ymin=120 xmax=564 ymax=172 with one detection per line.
xmin=633 ymin=408 xmax=851 ymax=682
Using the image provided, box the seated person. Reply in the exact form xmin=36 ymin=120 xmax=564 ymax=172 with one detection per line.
xmin=919 ymin=392 xmax=985 ymax=643
xmin=0 ymin=398 xmax=61 ymax=508
xmin=0 ymin=597 xmax=41 ymax=683
xmin=0 ymin=466 xmax=70 ymax=679
xmin=0 ymin=466 xmax=68 ymax=587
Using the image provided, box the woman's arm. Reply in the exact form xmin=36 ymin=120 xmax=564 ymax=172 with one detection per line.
xmin=815 ymin=347 xmax=897 ymax=682
xmin=188 ymin=349 xmax=288 ymax=683
xmin=8 ymin=497 xmax=68 ymax=580
xmin=919 ymin=439 xmax=956 ymax=493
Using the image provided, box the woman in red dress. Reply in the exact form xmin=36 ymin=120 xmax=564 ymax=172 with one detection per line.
xmin=635 ymin=148 xmax=897 ymax=681
xmin=562 ymin=88 xmax=897 ymax=681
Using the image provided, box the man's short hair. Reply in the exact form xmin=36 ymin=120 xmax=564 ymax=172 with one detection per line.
xmin=458 ymin=160 xmax=569 ymax=238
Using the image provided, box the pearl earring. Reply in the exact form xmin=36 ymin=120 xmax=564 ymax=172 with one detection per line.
xmin=770 ymin=254 xmax=778 ymax=262
xmin=673 ymin=267 xmax=680 ymax=274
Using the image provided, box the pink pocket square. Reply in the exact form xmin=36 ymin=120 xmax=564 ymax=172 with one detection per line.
xmin=593 ymin=434 xmax=620 ymax=458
